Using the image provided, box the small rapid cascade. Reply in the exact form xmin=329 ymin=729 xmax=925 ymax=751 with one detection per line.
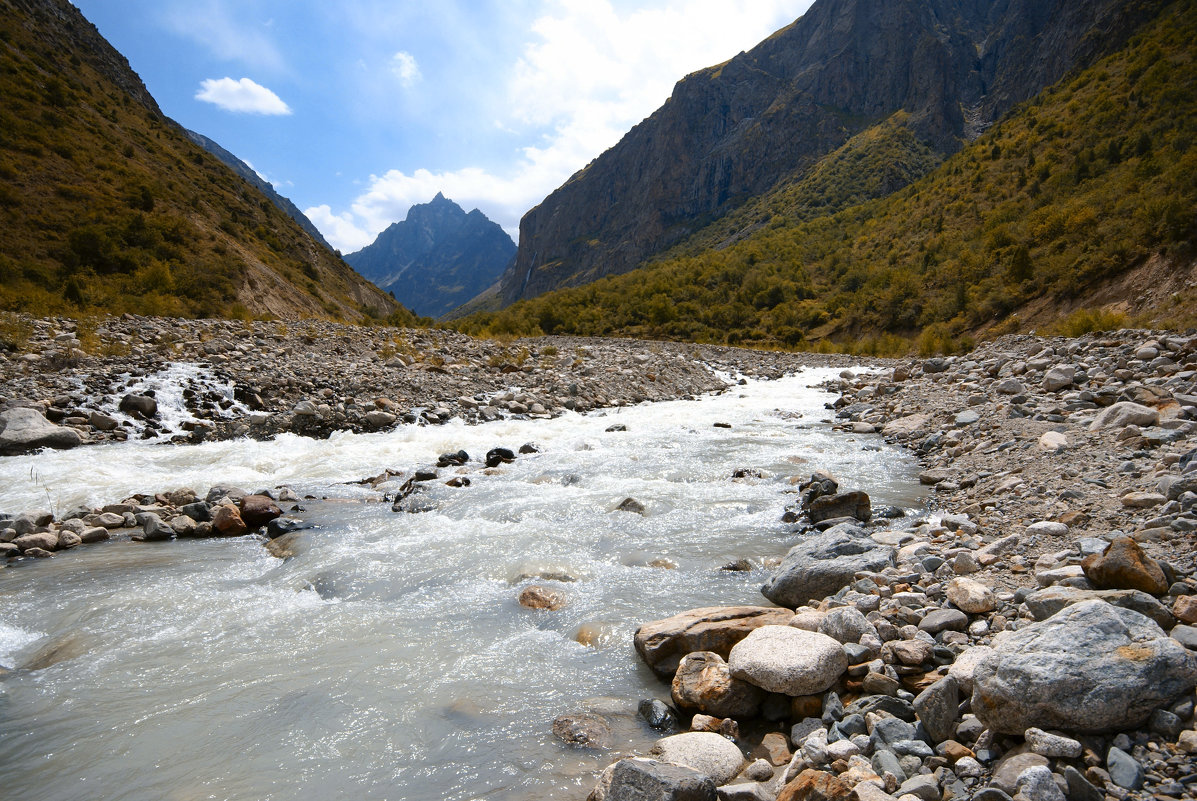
xmin=97 ymin=361 xmax=248 ymax=441
xmin=0 ymin=369 xmax=926 ymax=801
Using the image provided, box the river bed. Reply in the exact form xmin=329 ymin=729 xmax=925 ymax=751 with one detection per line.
xmin=0 ymin=368 xmax=925 ymax=800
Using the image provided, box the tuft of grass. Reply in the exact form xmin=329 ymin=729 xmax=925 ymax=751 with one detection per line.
xmin=1050 ymin=307 xmax=1130 ymax=337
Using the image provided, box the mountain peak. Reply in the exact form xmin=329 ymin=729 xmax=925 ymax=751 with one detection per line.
xmin=346 ymin=199 xmax=515 ymax=318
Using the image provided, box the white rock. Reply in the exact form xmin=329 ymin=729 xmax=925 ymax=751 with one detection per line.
xmin=1026 ymin=521 xmax=1068 ymax=537
xmin=728 ymin=626 xmax=847 ymax=696
xmin=651 ymin=732 xmax=744 ymax=785
xmin=1038 ymin=431 xmax=1069 ymax=453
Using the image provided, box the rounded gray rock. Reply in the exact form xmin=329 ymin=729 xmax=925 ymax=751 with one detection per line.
xmin=651 ymin=732 xmax=744 ymax=785
xmin=728 ymin=626 xmax=847 ymax=696
xmin=971 ymin=600 xmax=1197 ymax=734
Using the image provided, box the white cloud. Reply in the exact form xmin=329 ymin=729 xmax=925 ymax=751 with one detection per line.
xmin=313 ymin=0 xmax=812 ymax=253
xmin=390 ymin=51 xmax=422 ymax=86
xmin=161 ymin=1 xmax=286 ymax=73
xmin=196 ymin=77 xmax=292 ymax=115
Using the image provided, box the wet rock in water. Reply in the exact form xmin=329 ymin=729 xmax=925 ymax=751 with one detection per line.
xmin=266 ymin=517 xmax=308 ymax=540
xmin=638 ymin=699 xmax=680 ymax=731
xmin=211 ymin=504 xmax=249 ymax=536
xmin=671 ymin=651 xmax=765 ymax=719
xmin=518 ymin=585 xmax=567 ymax=610
xmin=519 ymin=442 xmax=542 ymax=454
xmin=589 ymin=758 xmax=716 ymax=801
xmin=437 ymin=449 xmax=470 ymax=467
xmin=13 ymin=531 xmax=58 ymax=552
xmin=1080 ymin=536 xmax=1169 ymax=595
xmin=634 ymin=606 xmax=795 ymax=678
xmin=606 ymin=424 xmax=628 ymax=433
xmin=265 ymin=531 xmax=304 ymax=559
xmin=137 ymin=513 xmax=175 ymax=541
xmin=240 ymin=494 xmax=283 ymax=528
xmin=761 ymin=524 xmax=894 ymax=608
xmin=807 ymin=491 xmax=871 ymax=523
xmin=728 ymin=626 xmax=848 ymax=696
xmin=616 ymin=497 xmax=646 ymax=514
xmin=576 ymin=622 xmax=619 ymax=648
xmin=118 ymin=393 xmax=158 ymax=418
xmin=553 ymin=713 xmax=613 ymax=749
xmin=485 ymin=447 xmax=516 ymax=467
xmin=970 ymin=600 xmax=1197 ymax=734
xmin=0 ymin=407 xmax=83 ymax=455
xmin=179 ymin=501 xmax=212 ymax=522
xmin=650 ymin=732 xmax=744 ymax=785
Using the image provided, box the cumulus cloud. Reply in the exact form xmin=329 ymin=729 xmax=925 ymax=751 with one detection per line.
xmin=390 ymin=51 xmax=422 ymax=86
xmin=196 ymin=77 xmax=293 ymax=115
xmin=313 ymin=0 xmax=810 ymax=253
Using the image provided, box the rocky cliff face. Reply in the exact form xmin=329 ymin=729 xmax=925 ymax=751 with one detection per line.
xmin=499 ymin=0 xmax=1163 ymax=305
xmin=346 ymin=194 xmax=516 ymax=319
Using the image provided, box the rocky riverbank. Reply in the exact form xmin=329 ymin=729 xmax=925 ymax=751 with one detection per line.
xmin=0 ymin=314 xmax=862 ymax=453
xmin=3 ymin=318 xmax=1197 ymax=801
xmin=586 ymin=329 xmax=1197 ymax=801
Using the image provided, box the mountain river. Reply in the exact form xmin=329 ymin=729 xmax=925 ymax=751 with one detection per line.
xmin=0 ymin=368 xmax=925 ymax=800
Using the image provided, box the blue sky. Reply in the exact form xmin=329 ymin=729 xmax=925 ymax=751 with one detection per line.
xmin=73 ymin=1 xmax=813 ymax=253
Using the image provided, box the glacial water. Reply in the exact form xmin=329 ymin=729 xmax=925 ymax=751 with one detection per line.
xmin=0 ymin=368 xmax=925 ymax=801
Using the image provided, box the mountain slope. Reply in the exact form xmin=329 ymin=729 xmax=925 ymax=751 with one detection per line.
xmin=453 ymin=0 xmax=1197 ymax=346
xmin=0 ymin=0 xmax=406 ymax=323
xmin=495 ymin=0 xmax=1165 ymax=306
xmin=184 ymin=129 xmax=335 ymax=253
xmin=345 ymin=193 xmax=515 ymax=319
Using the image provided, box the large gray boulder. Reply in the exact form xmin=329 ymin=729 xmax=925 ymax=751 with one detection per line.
xmin=761 ymin=524 xmax=894 ymax=607
xmin=1022 ymin=586 xmax=1174 ymax=629
xmin=728 ymin=626 xmax=847 ymax=696
xmin=971 ymin=600 xmax=1197 ymax=734
xmin=1088 ymin=401 xmax=1159 ymax=431
xmin=589 ymin=758 xmax=716 ymax=801
xmin=0 ymin=407 xmax=82 ymax=455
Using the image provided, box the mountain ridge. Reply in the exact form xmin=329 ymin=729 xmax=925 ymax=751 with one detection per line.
xmin=494 ymin=0 xmax=1167 ymax=306
xmin=0 ymin=0 xmax=405 ymax=323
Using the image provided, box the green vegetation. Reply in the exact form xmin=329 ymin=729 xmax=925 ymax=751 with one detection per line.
xmin=0 ymin=0 xmax=397 ymax=321
xmin=455 ymin=0 xmax=1196 ymax=351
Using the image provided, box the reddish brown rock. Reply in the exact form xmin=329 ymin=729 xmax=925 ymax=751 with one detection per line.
xmin=1081 ymin=537 xmax=1169 ymax=595
xmin=671 ymin=651 xmax=764 ymax=718
xmin=750 ymin=731 xmax=793 ymax=766
xmin=211 ymin=504 xmax=249 ymax=536
xmin=239 ymin=494 xmax=283 ymax=528
xmin=777 ymin=769 xmax=850 ymax=801
xmin=1174 ymin=595 xmax=1197 ymax=624
xmin=634 ymin=605 xmax=793 ymax=678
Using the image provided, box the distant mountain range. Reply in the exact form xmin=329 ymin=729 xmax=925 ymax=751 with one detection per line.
xmin=346 ymin=194 xmax=515 ymax=319
xmin=455 ymin=0 xmax=1195 ymax=347
xmin=0 ymin=0 xmax=409 ymax=324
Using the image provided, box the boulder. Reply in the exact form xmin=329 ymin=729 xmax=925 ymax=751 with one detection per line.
xmin=913 ymin=676 xmax=959 ymax=743
xmin=761 ymin=525 xmax=894 ymax=608
xmin=650 ymin=732 xmax=744 ymax=785
xmin=671 ymin=651 xmax=764 ymax=718
xmin=1080 ymin=537 xmax=1169 ymax=595
xmin=728 ymin=626 xmax=848 ymax=696
xmin=1022 ymin=586 xmax=1174 ymax=629
xmin=1089 ymin=402 xmax=1159 ymax=431
xmin=589 ymin=758 xmax=716 ymax=801
xmin=13 ymin=531 xmax=58 ymax=552
xmin=1041 ymin=366 xmax=1075 ymax=392
xmin=118 ymin=393 xmax=158 ymax=418
xmin=817 ymin=606 xmax=875 ymax=644
xmin=239 ymin=494 xmax=283 ymax=528
xmin=0 ymin=407 xmax=82 ymax=455
xmin=808 ymin=491 xmax=871 ymax=523
xmin=634 ymin=606 xmax=794 ymax=678
xmin=970 ymin=600 xmax=1197 ymax=733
